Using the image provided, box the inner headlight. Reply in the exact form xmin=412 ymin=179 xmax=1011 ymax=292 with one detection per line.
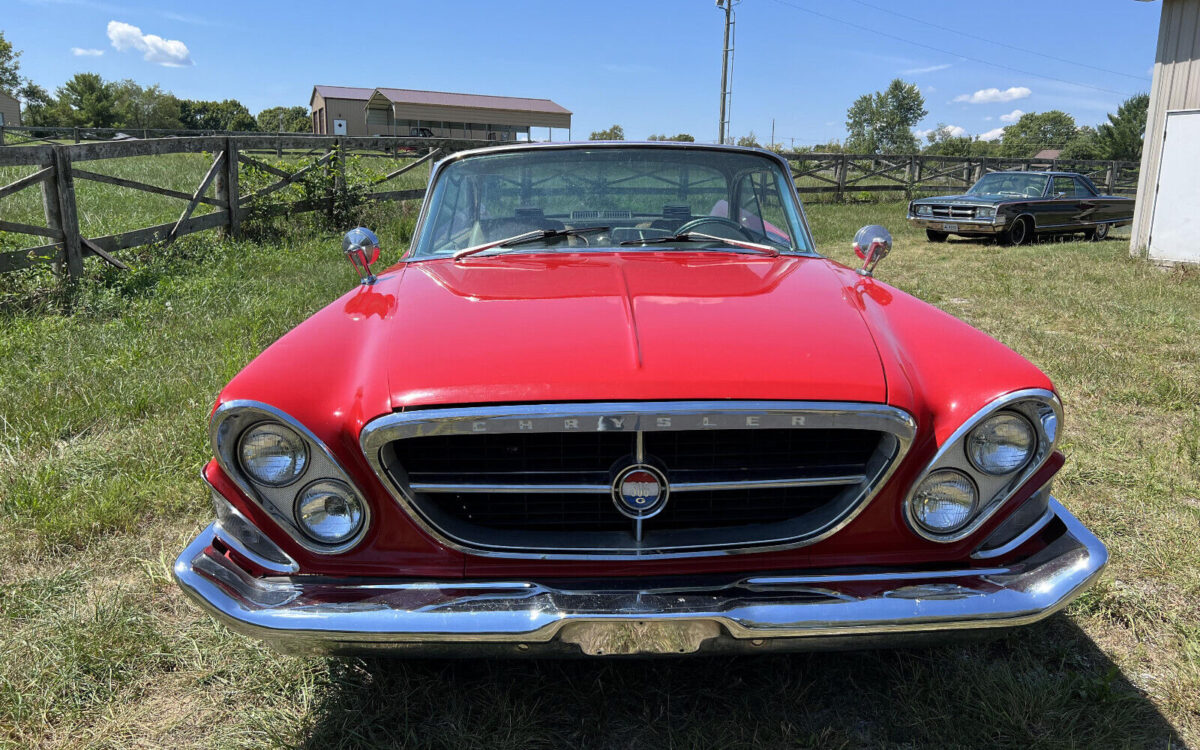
xmin=976 ymin=207 xmax=995 ymax=219
xmin=238 ymin=422 xmax=308 ymax=486
xmin=967 ymin=412 xmax=1035 ymax=475
xmin=912 ymin=469 xmax=978 ymax=533
xmin=295 ymin=479 xmax=364 ymax=544
xmin=916 ymin=204 xmax=933 ymax=216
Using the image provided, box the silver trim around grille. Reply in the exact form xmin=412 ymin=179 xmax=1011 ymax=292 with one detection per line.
xmin=360 ymin=401 xmax=917 ymax=560
xmin=409 ymin=474 xmax=867 ymax=495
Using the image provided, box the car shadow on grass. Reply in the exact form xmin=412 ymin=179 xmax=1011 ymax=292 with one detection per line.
xmin=297 ymin=616 xmax=1183 ymax=749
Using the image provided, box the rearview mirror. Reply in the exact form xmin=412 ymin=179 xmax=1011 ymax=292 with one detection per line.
xmin=343 ymin=227 xmax=381 ymax=285
xmin=853 ymin=225 xmax=892 ymax=278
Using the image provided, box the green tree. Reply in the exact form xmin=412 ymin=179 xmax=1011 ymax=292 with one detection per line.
xmin=0 ymin=30 xmax=20 ymax=93
xmin=647 ymin=133 xmax=695 ymax=142
xmin=113 ymin=80 xmax=183 ymax=129
xmin=845 ymin=79 xmax=927 ymax=154
xmin=736 ymin=131 xmax=761 ymax=148
xmin=56 ymin=73 xmax=119 ymax=127
xmin=179 ymin=99 xmax=258 ymax=131
xmin=999 ymin=110 xmax=1077 ymax=158
xmin=921 ymin=126 xmax=998 ymax=157
xmin=1096 ymin=93 xmax=1149 ymax=161
xmin=589 ymin=124 xmax=624 ymax=140
xmin=15 ymin=80 xmax=61 ymax=125
xmin=1060 ymin=125 xmax=1103 ymax=160
xmin=256 ymin=105 xmax=311 ymax=132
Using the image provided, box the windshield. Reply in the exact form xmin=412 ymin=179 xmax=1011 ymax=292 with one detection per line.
xmin=967 ymin=173 xmax=1048 ymax=198
xmin=410 ymin=147 xmax=811 ymax=258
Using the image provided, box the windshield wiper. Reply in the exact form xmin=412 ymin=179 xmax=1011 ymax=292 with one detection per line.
xmin=618 ymin=231 xmax=780 ymax=256
xmin=453 ymin=226 xmax=610 ymax=260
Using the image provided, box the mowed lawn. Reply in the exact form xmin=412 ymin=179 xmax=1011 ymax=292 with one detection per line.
xmin=0 ymin=200 xmax=1197 ymax=748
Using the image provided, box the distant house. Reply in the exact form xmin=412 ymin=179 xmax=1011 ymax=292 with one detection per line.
xmin=1033 ymin=149 xmax=1062 ymax=160
xmin=0 ymin=90 xmax=21 ymax=127
xmin=309 ymin=85 xmax=572 ymax=141
xmin=309 ymin=86 xmax=374 ymax=136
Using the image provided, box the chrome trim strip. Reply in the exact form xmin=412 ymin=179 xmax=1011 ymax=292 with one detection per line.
xmin=409 ymin=474 xmax=867 ymax=495
xmin=412 ymin=483 xmax=609 ymax=495
xmin=203 ymin=472 xmax=300 ymax=575
xmin=360 ymin=400 xmax=916 ymax=560
xmin=671 ymin=475 xmax=866 ymax=491
xmin=173 ymin=498 xmax=1107 ymax=656
xmin=970 ymin=506 xmax=1056 ymax=560
xmin=903 ymin=388 xmax=1062 ymax=544
xmin=210 ymin=400 xmax=372 ymax=556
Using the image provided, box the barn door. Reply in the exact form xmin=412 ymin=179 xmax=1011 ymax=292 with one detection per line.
xmin=1149 ymin=110 xmax=1200 ymax=264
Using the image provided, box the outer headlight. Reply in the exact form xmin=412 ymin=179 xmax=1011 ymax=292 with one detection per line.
xmin=238 ymin=422 xmax=309 ymax=487
xmin=916 ymin=204 xmax=933 ymax=216
xmin=976 ymin=206 xmax=996 ymax=219
xmin=912 ymin=469 xmax=978 ymax=533
xmin=295 ymin=479 xmax=364 ymax=544
xmin=967 ymin=412 xmax=1035 ymax=475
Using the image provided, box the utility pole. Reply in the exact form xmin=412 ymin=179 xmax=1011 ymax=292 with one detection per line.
xmin=771 ymin=118 xmax=775 ymax=150
xmin=716 ymin=0 xmax=737 ymax=145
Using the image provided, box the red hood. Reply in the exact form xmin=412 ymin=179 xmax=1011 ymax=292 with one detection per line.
xmin=385 ymin=251 xmax=887 ymax=407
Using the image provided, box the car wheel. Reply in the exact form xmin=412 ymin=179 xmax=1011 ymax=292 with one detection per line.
xmin=1084 ymin=223 xmax=1110 ymax=241
xmin=926 ymin=229 xmax=949 ymax=243
xmin=1002 ymin=217 xmax=1030 ymax=246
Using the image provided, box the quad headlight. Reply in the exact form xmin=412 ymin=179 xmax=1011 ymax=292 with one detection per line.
xmin=916 ymin=204 xmax=933 ymax=216
xmin=238 ymin=422 xmax=308 ymax=486
xmin=976 ymin=206 xmax=996 ymax=219
xmin=295 ymin=479 xmax=365 ymax=544
xmin=905 ymin=390 xmax=1061 ymax=543
xmin=967 ymin=412 xmax=1035 ymax=475
xmin=214 ymin=403 xmax=370 ymax=553
xmin=912 ymin=469 xmax=978 ymax=533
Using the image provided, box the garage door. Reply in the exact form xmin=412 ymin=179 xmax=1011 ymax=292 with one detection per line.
xmin=1149 ymin=110 xmax=1200 ymax=264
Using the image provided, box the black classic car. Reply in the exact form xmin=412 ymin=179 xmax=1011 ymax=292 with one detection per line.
xmin=907 ymin=171 xmax=1134 ymax=245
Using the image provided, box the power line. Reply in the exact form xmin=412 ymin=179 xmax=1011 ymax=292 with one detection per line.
xmin=844 ymin=0 xmax=1149 ymax=83
xmin=766 ymin=0 xmax=1135 ymax=98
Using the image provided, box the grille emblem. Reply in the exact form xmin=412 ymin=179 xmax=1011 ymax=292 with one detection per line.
xmin=612 ymin=464 xmax=669 ymax=520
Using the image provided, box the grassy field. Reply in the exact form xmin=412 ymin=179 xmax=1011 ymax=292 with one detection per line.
xmin=0 ymin=200 xmax=1197 ymax=748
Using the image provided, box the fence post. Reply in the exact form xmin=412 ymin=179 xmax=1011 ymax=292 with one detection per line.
xmin=1107 ymin=161 xmax=1116 ymax=193
xmin=50 ymin=147 xmax=84 ymax=280
xmin=906 ymin=155 xmax=918 ymax=197
xmin=835 ymin=154 xmax=847 ymax=202
xmin=0 ymin=125 xmax=5 ymax=146
xmin=224 ymin=137 xmax=242 ymax=238
xmin=73 ymin=127 xmax=80 ymax=144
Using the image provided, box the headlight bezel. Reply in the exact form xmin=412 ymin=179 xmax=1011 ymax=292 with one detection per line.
xmin=904 ymin=389 xmax=1061 ymax=543
xmin=916 ymin=204 xmax=933 ymax=216
xmin=211 ymin=401 xmax=371 ymax=555
xmin=975 ymin=206 xmax=996 ymax=220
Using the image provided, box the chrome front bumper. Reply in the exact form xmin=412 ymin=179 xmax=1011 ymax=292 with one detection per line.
xmin=908 ymin=216 xmax=1005 ymax=234
xmin=173 ymin=499 xmax=1106 ymax=657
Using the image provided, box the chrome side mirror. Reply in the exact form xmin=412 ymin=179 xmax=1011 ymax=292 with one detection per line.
xmin=853 ymin=225 xmax=892 ymax=278
xmin=343 ymin=227 xmax=381 ymax=285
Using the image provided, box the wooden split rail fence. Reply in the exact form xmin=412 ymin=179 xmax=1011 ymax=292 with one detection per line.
xmin=0 ymin=135 xmax=486 ymax=279
xmin=0 ymin=133 xmax=1141 ymax=280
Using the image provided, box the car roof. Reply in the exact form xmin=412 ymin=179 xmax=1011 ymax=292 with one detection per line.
xmin=987 ymin=170 xmax=1087 ymax=178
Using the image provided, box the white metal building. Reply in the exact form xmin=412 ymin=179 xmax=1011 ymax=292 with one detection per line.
xmin=1130 ymin=0 xmax=1200 ymax=264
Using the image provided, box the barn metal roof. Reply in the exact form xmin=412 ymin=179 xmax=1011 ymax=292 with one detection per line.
xmin=372 ymin=88 xmax=571 ymax=115
xmin=312 ymin=86 xmax=375 ymax=101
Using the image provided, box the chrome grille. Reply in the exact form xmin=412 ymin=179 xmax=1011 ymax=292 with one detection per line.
xmin=931 ymin=204 xmax=977 ymax=219
xmin=360 ymin=402 xmax=916 ymax=558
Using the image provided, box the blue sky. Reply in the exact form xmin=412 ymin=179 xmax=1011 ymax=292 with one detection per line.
xmin=5 ymin=0 xmax=1161 ymax=144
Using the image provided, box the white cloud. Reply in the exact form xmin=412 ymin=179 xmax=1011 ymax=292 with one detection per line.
xmin=915 ymin=125 xmax=967 ymax=140
xmin=954 ymin=87 xmax=1032 ymax=104
xmin=901 ymin=63 xmax=952 ymax=75
xmin=1000 ymin=108 xmax=1025 ymax=123
xmin=106 ymin=20 xmax=193 ymax=67
xmin=71 ymin=47 xmax=104 ymax=56
xmin=979 ymin=127 xmax=1007 ymax=141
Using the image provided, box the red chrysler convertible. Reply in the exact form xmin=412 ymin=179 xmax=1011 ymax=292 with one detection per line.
xmin=174 ymin=142 xmax=1106 ymax=656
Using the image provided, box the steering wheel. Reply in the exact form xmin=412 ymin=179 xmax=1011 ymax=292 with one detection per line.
xmin=673 ymin=216 xmax=757 ymax=240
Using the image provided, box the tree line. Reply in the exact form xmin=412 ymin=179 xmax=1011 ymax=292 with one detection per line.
xmin=1 ymin=30 xmax=309 ymax=132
